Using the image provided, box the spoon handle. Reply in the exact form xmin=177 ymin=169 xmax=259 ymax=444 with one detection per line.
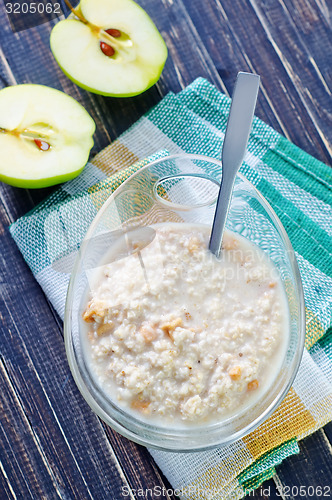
xmin=209 ymin=72 xmax=260 ymax=257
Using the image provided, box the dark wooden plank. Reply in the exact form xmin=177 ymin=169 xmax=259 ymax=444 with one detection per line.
xmin=274 ymin=428 xmax=332 ymax=499
xmin=102 ymin=426 xmax=179 ymax=500
xmin=246 ymin=0 xmax=332 ymax=161
xmin=0 ymin=357 xmax=68 ymax=500
xmin=181 ymin=0 xmax=332 ymax=165
xmin=245 ymin=425 xmax=332 ymax=499
xmin=323 ymin=420 xmax=332 ymax=444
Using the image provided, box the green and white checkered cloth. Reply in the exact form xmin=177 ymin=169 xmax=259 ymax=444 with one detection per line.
xmin=10 ymin=78 xmax=332 ymax=499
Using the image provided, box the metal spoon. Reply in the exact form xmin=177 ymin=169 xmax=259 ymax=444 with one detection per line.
xmin=209 ymin=72 xmax=260 ymax=257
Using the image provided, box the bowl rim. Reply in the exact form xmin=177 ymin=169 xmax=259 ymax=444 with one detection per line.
xmin=64 ymin=153 xmax=306 ymax=451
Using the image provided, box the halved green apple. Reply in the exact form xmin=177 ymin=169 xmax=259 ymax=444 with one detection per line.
xmin=0 ymin=84 xmax=95 ymax=188
xmin=50 ymin=0 xmax=168 ymax=97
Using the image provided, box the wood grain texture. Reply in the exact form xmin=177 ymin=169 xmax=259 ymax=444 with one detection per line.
xmin=245 ymin=423 xmax=332 ymax=499
xmin=274 ymin=426 xmax=332 ymax=499
xmin=0 ymin=0 xmax=331 ymax=498
xmin=182 ymin=0 xmax=332 ymax=163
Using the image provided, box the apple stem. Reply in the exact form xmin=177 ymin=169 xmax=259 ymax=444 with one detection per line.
xmin=63 ymin=0 xmax=130 ymax=52
xmin=63 ymin=0 xmax=88 ymax=25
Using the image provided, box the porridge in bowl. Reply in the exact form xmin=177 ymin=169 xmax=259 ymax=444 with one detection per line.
xmin=82 ymin=224 xmax=289 ymax=425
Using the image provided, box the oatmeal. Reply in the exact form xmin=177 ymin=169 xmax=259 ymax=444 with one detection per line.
xmin=82 ymin=224 xmax=289 ymax=425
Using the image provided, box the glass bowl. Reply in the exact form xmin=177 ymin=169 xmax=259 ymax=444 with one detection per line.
xmin=64 ymin=154 xmax=305 ymax=451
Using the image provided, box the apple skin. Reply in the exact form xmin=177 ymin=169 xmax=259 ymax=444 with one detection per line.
xmin=50 ymin=0 xmax=168 ymax=97
xmin=52 ymin=50 xmax=166 ymax=98
xmin=0 ymin=84 xmax=96 ymax=189
xmin=0 ymin=166 xmax=87 ymax=189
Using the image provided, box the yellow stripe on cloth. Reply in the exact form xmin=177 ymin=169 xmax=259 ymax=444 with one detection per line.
xmin=243 ymin=388 xmax=316 ymax=457
xmin=305 ymin=308 xmax=326 ymax=349
xmin=91 ymin=140 xmax=139 ymax=175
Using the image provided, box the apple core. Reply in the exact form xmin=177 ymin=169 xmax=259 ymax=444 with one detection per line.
xmin=100 ymin=28 xmax=123 ymax=57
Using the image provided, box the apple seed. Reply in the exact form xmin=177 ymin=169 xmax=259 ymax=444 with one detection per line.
xmin=34 ymin=139 xmax=51 ymax=151
xmin=105 ymin=29 xmax=121 ymax=38
xmin=100 ymin=42 xmax=115 ymax=57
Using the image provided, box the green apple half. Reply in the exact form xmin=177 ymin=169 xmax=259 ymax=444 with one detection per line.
xmin=50 ymin=0 xmax=168 ymax=97
xmin=0 ymin=84 xmax=95 ymax=188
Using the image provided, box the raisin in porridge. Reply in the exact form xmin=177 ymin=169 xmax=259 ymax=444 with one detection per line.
xmin=82 ymin=223 xmax=289 ymax=425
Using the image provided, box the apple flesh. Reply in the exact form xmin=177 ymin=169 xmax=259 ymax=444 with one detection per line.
xmin=50 ymin=0 xmax=168 ymax=97
xmin=0 ymin=84 xmax=95 ymax=188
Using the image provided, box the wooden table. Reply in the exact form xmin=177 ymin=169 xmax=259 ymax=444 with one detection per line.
xmin=1 ymin=0 xmax=331 ymax=498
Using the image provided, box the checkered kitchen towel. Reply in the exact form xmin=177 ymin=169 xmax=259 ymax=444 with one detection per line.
xmin=10 ymin=78 xmax=332 ymax=499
